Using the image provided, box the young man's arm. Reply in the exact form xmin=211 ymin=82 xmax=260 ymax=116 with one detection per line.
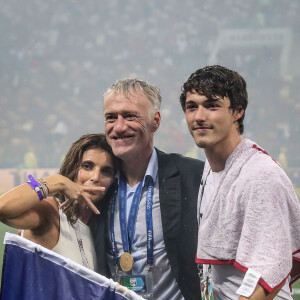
xmin=239 ymin=282 xmax=284 ymax=300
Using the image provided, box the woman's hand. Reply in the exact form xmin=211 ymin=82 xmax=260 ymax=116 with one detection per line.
xmin=45 ymin=175 xmax=106 ymax=215
xmin=60 ymin=185 xmax=105 ymax=214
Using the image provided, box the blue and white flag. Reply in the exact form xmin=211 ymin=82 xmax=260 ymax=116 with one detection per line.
xmin=1 ymin=233 xmax=144 ymax=300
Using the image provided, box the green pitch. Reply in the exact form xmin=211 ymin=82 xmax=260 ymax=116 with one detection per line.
xmin=0 ymin=224 xmax=17 ymax=280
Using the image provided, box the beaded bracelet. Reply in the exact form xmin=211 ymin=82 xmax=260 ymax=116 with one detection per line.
xmin=37 ymin=179 xmax=48 ymax=199
xmin=40 ymin=178 xmax=50 ymax=195
xmin=27 ymin=174 xmax=44 ymax=201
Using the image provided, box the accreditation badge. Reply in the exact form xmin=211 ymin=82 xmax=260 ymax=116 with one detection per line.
xmin=118 ymin=266 xmax=154 ymax=299
xmin=120 ymin=275 xmax=146 ymax=293
xmin=200 ymin=265 xmax=214 ymax=300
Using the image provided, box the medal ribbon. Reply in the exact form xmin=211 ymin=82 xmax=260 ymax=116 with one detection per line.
xmin=109 ymin=174 xmax=154 ymax=266
xmin=145 ymin=175 xmax=154 ymax=265
xmin=119 ymin=174 xmax=143 ymax=253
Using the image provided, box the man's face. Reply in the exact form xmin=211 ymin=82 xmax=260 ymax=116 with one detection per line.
xmin=184 ymin=91 xmax=243 ymax=150
xmin=104 ymin=91 xmax=160 ymax=162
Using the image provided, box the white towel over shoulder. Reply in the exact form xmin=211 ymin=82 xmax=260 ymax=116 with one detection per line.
xmin=196 ymin=139 xmax=300 ymax=292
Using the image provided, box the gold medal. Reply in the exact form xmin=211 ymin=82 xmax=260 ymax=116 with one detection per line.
xmin=120 ymin=252 xmax=134 ymax=272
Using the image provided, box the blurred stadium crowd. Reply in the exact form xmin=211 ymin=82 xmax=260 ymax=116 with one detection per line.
xmin=0 ymin=0 xmax=299 ymax=189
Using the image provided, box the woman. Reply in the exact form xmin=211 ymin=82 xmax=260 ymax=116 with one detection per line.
xmin=0 ymin=133 xmax=118 ymax=271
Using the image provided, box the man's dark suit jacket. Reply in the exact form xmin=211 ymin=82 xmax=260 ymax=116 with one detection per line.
xmin=90 ymin=148 xmax=204 ymax=300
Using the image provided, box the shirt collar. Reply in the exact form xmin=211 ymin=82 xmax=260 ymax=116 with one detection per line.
xmin=115 ymin=149 xmax=158 ymax=187
xmin=144 ymin=148 xmax=158 ymax=186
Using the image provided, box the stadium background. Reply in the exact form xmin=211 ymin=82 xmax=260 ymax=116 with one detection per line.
xmin=0 ymin=0 xmax=299 ymax=297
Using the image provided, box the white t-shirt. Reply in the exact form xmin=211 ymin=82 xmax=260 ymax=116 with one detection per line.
xmin=200 ymin=170 xmax=292 ymax=300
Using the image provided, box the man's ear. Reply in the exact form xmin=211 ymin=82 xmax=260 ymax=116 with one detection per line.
xmin=151 ymin=111 xmax=161 ymax=132
xmin=234 ymin=107 xmax=244 ymax=122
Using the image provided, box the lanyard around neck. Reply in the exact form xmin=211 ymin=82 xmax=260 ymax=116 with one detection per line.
xmin=109 ymin=174 xmax=154 ymax=266
xmin=198 ymin=168 xmax=211 ymax=220
xmin=197 ymin=168 xmax=211 ymax=273
xmin=74 ymin=222 xmax=90 ymax=269
xmin=119 ymin=175 xmax=143 ymax=252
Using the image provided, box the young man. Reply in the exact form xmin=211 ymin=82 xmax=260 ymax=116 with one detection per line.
xmin=180 ymin=65 xmax=300 ymax=299
xmin=93 ymin=79 xmax=204 ymax=299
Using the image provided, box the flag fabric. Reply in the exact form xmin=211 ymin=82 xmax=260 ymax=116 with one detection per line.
xmin=1 ymin=233 xmax=144 ymax=300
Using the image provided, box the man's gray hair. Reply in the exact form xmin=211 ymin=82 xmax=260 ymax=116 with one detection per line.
xmin=103 ymin=78 xmax=162 ymax=115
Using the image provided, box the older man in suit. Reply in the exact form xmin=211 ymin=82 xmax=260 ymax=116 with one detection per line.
xmin=91 ymin=78 xmax=204 ymax=300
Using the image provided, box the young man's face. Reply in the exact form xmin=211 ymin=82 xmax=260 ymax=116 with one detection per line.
xmin=104 ymin=91 xmax=160 ymax=162
xmin=184 ymin=91 xmax=243 ymax=151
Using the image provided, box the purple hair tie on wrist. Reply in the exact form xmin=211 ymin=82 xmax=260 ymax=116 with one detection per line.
xmin=27 ymin=174 xmax=44 ymax=201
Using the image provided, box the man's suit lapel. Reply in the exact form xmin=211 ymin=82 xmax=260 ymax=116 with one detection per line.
xmin=156 ymin=149 xmax=181 ymax=277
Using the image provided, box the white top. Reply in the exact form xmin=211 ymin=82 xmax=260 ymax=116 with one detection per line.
xmin=107 ymin=149 xmax=183 ymax=300
xmin=200 ymin=170 xmax=292 ymax=299
xmin=52 ymin=208 xmax=97 ymax=271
